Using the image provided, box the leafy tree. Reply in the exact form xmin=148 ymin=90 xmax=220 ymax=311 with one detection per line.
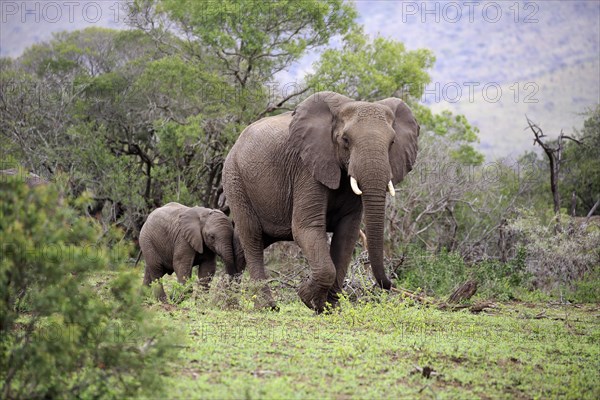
xmin=308 ymin=26 xmax=434 ymax=100
xmin=413 ymin=106 xmax=484 ymax=165
xmin=0 ymin=1 xmax=359 ymax=237
xmin=308 ymin=28 xmax=484 ymax=165
xmin=2 ymin=27 xmax=235 ymax=226
xmin=1 ymin=28 xmax=168 ymax=231
xmin=1 ymin=2 xmax=486 ymax=243
xmin=0 ymin=175 xmax=178 ymax=399
xmin=128 ymin=0 xmax=357 ymax=120
xmin=560 ymin=105 xmax=600 ymax=215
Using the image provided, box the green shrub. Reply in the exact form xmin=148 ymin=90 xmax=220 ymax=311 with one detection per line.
xmin=393 ymin=246 xmax=530 ymax=301
xmin=565 ymin=269 xmax=600 ymax=303
xmin=508 ymin=210 xmax=600 ymax=293
xmin=0 ymin=176 xmax=178 ymax=399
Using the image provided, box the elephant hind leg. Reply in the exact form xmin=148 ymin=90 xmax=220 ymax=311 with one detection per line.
xmin=225 ymin=173 xmax=277 ymax=310
xmin=143 ymin=267 xmax=167 ymax=302
xmin=141 ymin=245 xmax=168 ymax=302
xmin=233 ymin=217 xmax=277 ymax=310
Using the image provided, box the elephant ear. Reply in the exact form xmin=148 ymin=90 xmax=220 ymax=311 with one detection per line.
xmin=376 ymin=98 xmax=420 ymax=185
xmin=179 ymin=207 xmax=209 ymax=254
xmin=289 ymin=91 xmax=353 ymax=189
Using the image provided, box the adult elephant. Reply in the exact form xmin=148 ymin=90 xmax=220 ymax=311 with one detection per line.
xmin=223 ymin=91 xmax=419 ymax=312
xmin=139 ymin=202 xmax=244 ymax=301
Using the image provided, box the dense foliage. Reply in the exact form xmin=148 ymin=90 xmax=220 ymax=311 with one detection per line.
xmin=0 ymin=0 xmax=483 ymax=237
xmin=559 ymin=106 xmax=600 ymax=215
xmin=0 ymin=176 xmax=177 ymax=398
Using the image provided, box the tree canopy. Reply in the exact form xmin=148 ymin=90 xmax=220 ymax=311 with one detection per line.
xmin=560 ymin=106 xmax=600 ymax=215
xmin=1 ymin=0 xmax=491 ymax=238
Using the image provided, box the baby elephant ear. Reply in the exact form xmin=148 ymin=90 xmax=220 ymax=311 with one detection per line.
xmin=289 ymin=91 xmax=353 ymax=189
xmin=376 ymin=98 xmax=420 ymax=185
xmin=179 ymin=207 xmax=208 ymax=254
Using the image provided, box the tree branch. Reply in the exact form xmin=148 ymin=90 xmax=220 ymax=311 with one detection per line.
xmin=254 ymin=86 xmax=310 ymax=121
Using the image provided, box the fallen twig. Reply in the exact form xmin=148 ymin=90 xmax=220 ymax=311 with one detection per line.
xmin=437 ymin=301 xmax=496 ymax=313
xmin=388 ymin=278 xmax=493 ymax=314
xmin=468 ymin=301 xmax=496 ymax=313
xmin=267 ymin=278 xmax=297 ymax=289
xmin=390 ymin=287 xmax=433 ymax=304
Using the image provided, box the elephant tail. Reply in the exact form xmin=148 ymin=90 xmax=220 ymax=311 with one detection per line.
xmin=134 ymin=249 xmax=143 ymax=267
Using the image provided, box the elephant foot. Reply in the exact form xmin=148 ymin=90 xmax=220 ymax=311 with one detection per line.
xmin=326 ymin=289 xmax=341 ymax=308
xmin=252 ymin=284 xmax=278 ymax=311
xmin=150 ymin=283 xmax=168 ymax=303
xmin=297 ymin=279 xmax=330 ymax=314
xmin=376 ymin=277 xmax=393 ymax=290
xmin=197 ymin=277 xmax=212 ymax=291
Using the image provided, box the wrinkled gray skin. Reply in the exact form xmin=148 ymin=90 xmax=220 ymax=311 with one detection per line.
xmin=223 ymin=91 xmax=419 ymax=312
xmin=139 ymin=202 xmax=243 ymax=301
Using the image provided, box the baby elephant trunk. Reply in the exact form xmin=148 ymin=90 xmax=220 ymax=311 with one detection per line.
xmin=218 ymin=243 xmax=237 ymax=277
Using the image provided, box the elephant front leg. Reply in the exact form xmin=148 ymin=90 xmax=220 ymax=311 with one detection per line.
xmin=293 ymin=225 xmax=336 ymax=313
xmin=328 ymin=213 xmax=362 ymax=306
xmin=197 ymin=257 xmax=217 ymax=290
xmin=173 ymin=247 xmax=196 ymax=299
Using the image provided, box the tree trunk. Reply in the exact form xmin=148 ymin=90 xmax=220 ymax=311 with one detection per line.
xmin=549 ymin=156 xmax=560 ymax=215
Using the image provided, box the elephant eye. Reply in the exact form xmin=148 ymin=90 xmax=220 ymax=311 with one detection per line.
xmin=342 ymin=135 xmax=349 ymax=147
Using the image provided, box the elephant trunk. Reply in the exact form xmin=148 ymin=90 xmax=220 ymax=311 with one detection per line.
xmin=362 ymin=191 xmax=392 ymax=289
xmin=350 ymin=142 xmax=393 ymax=290
xmin=217 ymin=243 xmax=237 ymax=277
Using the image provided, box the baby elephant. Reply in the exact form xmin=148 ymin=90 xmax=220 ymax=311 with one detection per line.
xmin=139 ymin=202 xmax=242 ymax=301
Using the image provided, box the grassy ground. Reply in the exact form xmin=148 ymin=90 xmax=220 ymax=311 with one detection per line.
xmin=129 ymin=272 xmax=600 ymax=400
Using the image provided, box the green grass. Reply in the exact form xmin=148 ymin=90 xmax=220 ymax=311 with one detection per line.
xmin=128 ymin=271 xmax=600 ymax=400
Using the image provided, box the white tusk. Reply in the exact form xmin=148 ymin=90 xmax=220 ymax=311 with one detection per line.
xmin=350 ymin=176 xmax=362 ymax=195
xmin=387 ymin=181 xmax=395 ymax=197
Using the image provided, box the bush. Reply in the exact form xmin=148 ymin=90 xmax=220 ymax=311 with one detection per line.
xmin=566 ymin=269 xmax=600 ymax=303
xmin=391 ymin=246 xmax=530 ymax=301
xmin=507 ymin=210 xmax=600 ymax=294
xmin=386 ymin=210 xmax=599 ymax=303
xmin=385 ymin=133 xmax=537 ymax=263
xmin=0 ymin=176 xmax=178 ymax=399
